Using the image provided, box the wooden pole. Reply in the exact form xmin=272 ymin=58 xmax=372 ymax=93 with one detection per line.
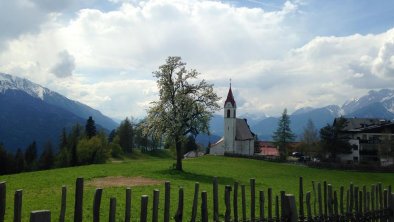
xmin=201 ymin=191 xmax=208 ymax=222
xmin=268 ymin=188 xmax=272 ymax=221
xmin=340 ymin=186 xmax=344 ymax=215
xmin=317 ymin=183 xmax=322 ymax=218
xmin=164 ymin=181 xmax=170 ymax=222
xmin=242 ymin=185 xmax=246 ymax=221
xmin=284 ymin=195 xmax=298 ymax=222
xmin=174 ymin=187 xmax=184 ymax=222
xmin=250 ymin=178 xmax=255 ymax=221
xmin=259 ymin=190 xmax=264 ymax=221
xmin=299 ymin=177 xmax=304 ymax=219
xmin=140 ymin=195 xmax=148 ymax=222
xmin=125 ymin=188 xmax=131 ymax=222
xmin=93 ymin=188 xmax=103 ymax=222
xmin=191 ymin=183 xmax=199 ymax=222
xmin=29 ymin=210 xmax=50 ymax=222
xmin=324 ymin=181 xmax=327 ymax=218
xmin=74 ymin=177 xmax=84 ymax=222
xmin=0 ymin=182 xmax=6 ymax=222
xmin=327 ymin=184 xmax=333 ymax=217
xmin=306 ymin=192 xmax=312 ymax=221
xmin=225 ymin=185 xmax=231 ymax=222
xmin=275 ymin=195 xmax=279 ymax=220
xmin=213 ymin=177 xmax=219 ymax=222
xmin=59 ymin=186 xmax=67 ymax=222
xmin=13 ymin=190 xmax=22 ymax=222
xmin=109 ymin=197 xmax=116 ymax=222
xmin=233 ymin=182 xmax=238 ymax=222
xmin=153 ymin=189 xmax=159 ymax=222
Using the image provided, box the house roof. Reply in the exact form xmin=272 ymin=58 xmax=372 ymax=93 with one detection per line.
xmin=224 ymin=86 xmax=236 ymax=107
xmin=235 ymin=118 xmax=254 ymax=140
xmin=335 ymin=117 xmax=394 ymax=132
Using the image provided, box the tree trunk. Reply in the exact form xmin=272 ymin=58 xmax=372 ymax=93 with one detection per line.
xmin=175 ymin=137 xmax=183 ymax=171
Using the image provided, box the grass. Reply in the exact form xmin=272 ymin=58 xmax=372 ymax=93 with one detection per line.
xmin=0 ymin=151 xmax=393 ymax=221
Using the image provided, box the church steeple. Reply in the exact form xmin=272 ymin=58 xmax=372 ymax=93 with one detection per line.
xmin=224 ymin=81 xmax=236 ymax=108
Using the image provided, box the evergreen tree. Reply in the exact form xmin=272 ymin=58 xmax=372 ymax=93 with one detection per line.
xmin=320 ymin=117 xmax=352 ymax=160
xmin=85 ymin=116 xmax=97 ymax=139
xmin=59 ymin=128 xmax=68 ymax=150
xmin=272 ymin=108 xmax=295 ymax=160
xmin=14 ymin=148 xmax=25 ymax=173
xmin=0 ymin=144 xmax=8 ymax=174
xmin=39 ymin=141 xmax=55 ymax=170
xmin=117 ymin=117 xmax=134 ymax=153
xmin=108 ymin=129 xmax=116 ymax=143
xmin=25 ymin=141 xmax=37 ymax=171
xmin=70 ymin=124 xmax=83 ymax=166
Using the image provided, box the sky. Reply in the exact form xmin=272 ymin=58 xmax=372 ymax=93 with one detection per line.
xmin=1 ymin=0 xmax=394 ymax=120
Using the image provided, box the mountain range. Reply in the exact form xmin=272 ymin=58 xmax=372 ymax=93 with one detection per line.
xmin=0 ymin=73 xmax=118 ymax=152
xmin=207 ymin=89 xmax=394 ymax=143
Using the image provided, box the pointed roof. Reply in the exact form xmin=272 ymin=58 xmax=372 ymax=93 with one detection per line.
xmin=224 ymin=86 xmax=236 ymax=107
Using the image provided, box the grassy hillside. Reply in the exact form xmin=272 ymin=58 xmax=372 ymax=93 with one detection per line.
xmin=0 ymin=152 xmax=393 ymax=221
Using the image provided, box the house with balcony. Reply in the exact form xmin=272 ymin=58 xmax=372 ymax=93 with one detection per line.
xmin=336 ymin=118 xmax=394 ymax=165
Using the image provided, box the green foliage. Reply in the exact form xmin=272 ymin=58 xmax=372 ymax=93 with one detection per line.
xmin=117 ymin=117 xmax=134 ymax=153
xmin=24 ymin=141 xmax=37 ymax=171
xmin=14 ymin=148 xmax=25 ymax=173
xmin=272 ymin=108 xmax=295 ymax=159
xmin=39 ymin=141 xmax=55 ymax=170
xmin=319 ymin=117 xmax=352 ymax=159
xmin=109 ymin=142 xmax=123 ymax=158
xmin=145 ymin=56 xmax=220 ymax=170
xmin=77 ymin=134 xmax=110 ymax=164
xmin=85 ymin=116 xmax=97 ymax=139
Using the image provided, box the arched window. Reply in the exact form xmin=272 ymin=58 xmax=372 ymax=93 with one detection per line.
xmin=227 ymin=109 xmax=230 ymax=118
xmin=234 ymin=110 xmax=236 ymax=118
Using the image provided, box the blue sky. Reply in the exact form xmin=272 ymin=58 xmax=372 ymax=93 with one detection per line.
xmin=1 ymin=0 xmax=394 ymax=119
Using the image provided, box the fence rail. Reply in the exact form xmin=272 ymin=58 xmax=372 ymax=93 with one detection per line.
xmin=0 ymin=177 xmax=393 ymax=222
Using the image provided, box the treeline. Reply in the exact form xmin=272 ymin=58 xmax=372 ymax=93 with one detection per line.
xmin=0 ymin=116 xmax=162 ymax=175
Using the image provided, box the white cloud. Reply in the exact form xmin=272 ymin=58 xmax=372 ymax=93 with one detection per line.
xmin=1 ymin=0 xmax=394 ymax=119
xmin=51 ymin=50 xmax=76 ymax=78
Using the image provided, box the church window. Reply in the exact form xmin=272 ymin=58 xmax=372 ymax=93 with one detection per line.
xmin=227 ymin=109 xmax=230 ymax=118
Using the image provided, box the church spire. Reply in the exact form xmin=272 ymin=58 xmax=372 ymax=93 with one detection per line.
xmin=224 ymin=80 xmax=236 ymax=108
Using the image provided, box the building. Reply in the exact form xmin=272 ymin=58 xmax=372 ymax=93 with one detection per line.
xmin=256 ymin=141 xmax=280 ymax=157
xmin=210 ymin=85 xmax=255 ymax=155
xmin=336 ymin=118 xmax=394 ymax=165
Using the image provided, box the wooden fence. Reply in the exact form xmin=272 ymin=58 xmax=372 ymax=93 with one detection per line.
xmin=0 ymin=177 xmax=393 ymax=222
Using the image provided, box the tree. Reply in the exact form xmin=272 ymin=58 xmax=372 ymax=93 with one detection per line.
xmin=39 ymin=141 xmax=55 ymax=170
xmin=145 ymin=56 xmax=220 ymax=171
xmin=25 ymin=141 xmax=37 ymax=171
xmin=319 ymin=117 xmax=352 ymax=160
xmin=117 ymin=118 xmax=134 ymax=153
xmin=85 ymin=116 xmax=97 ymax=139
xmin=272 ymin=108 xmax=295 ymax=160
xmin=300 ymin=119 xmax=320 ymax=155
xmin=183 ymin=135 xmax=198 ymax=155
xmin=14 ymin=148 xmax=25 ymax=173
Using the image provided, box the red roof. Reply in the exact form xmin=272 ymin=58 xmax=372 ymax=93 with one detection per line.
xmin=257 ymin=141 xmax=279 ymax=156
xmin=224 ymin=87 xmax=236 ymax=107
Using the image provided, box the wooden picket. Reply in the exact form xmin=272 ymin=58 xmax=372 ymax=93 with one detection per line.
xmin=0 ymin=177 xmax=393 ymax=222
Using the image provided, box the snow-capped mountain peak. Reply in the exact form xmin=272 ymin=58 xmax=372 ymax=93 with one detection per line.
xmin=341 ymin=89 xmax=394 ymax=115
xmin=0 ymin=73 xmax=49 ymax=100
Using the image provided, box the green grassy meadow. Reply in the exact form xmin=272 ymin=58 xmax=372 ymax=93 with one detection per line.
xmin=1 ymin=152 xmax=393 ymax=221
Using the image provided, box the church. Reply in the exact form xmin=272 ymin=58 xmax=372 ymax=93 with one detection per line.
xmin=210 ymin=85 xmax=255 ymax=155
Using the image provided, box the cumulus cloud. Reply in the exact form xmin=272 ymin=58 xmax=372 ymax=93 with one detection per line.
xmin=1 ymin=0 xmax=394 ymax=119
xmin=50 ymin=50 xmax=76 ymax=78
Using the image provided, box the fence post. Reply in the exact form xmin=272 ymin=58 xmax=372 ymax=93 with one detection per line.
xmin=275 ymin=195 xmax=279 ymax=220
xmin=164 ymin=181 xmax=170 ymax=222
xmin=327 ymin=184 xmax=333 ymax=217
xmin=74 ymin=177 xmax=84 ymax=222
xmin=306 ymin=192 xmax=312 ymax=220
xmin=299 ymin=177 xmax=304 ymax=220
xmin=225 ymin=185 xmax=231 ymax=222
xmin=250 ymin=178 xmax=255 ymax=221
xmin=59 ymin=186 xmax=66 ymax=222
xmin=13 ymin=189 xmax=22 ymax=222
xmin=389 ymin=193 xmax=394 ymax=222
xmin=268 ymin=187 xmax=272 ymax=221
xmin=191 ymin=183 xmax=199 ymax=222
xmin=153 ymin=189 xmax=159 ymax=222
xmin=259 ymin=190 xmax=264 ymax=221
xmin=109 ymin=197 xmax=116 ymax=222
xmin=201 ymin=191 xmax=208 ymax=222
xmin=242 ymin=185 xmax=246 ymax=221
xmin=125 ymin=188 xmax=131 ymax=222
xmin=213 ymin=177 xmax=219 ymax=221
xmin=174 ymin=187 xmax=183 ymax=222
xmin=324 ymin=181 xmax=327 ymax=218
xmin=283 ymin=194 xmax=298 ymax=222
xmin=140 ymin=195 xmax=148 ymax=222
xmin=93 ymin=188 xmax=102 ymax=222
xmin=317 ymin=183 xmax=322 ymax=218
xmin=233 ymin=182 xmax=238 ymax=222
xmin=29 ymin=210 xmax=50 ymax=222
xmin=340 ymin=186 xmax=344 ymax=215
xmin=280 ymin=191 xmax=285 ymax=220
xmin=0 ymin=182 xmax=5 ymax=222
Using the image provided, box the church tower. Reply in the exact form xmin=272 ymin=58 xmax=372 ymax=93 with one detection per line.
xmin=224 ymin=84 xmax=236 ymax=153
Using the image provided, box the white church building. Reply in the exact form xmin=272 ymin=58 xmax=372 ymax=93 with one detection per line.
xmin=210 ymin=85 xmax=255 ymax=155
